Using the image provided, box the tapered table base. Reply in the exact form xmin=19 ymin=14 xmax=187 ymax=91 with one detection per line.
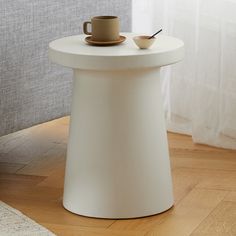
xmin=63 ymin=68 xmax=173 ymax=219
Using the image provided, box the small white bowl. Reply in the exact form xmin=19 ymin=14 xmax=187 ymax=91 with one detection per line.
xmin=133 ymin=35 xmax=156 ymax=49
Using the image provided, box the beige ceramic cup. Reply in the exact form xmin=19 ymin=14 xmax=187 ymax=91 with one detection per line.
xmin=83 ymin=16 xmax=120 ymax=42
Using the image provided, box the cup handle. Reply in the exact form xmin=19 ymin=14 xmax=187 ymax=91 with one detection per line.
xmin=83 ymin=21 xmax=92 ymax=35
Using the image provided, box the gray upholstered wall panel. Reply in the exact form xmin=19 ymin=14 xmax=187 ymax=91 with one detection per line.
xmin=0 ymin=0 xmax=132 ymax=136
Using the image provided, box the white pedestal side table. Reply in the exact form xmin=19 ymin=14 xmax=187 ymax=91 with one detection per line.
xmin=49 ymin=33 xmax=184 ymax=219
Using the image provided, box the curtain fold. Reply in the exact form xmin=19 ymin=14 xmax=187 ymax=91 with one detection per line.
xmin=132 ymin=0 xmax=236 ymax=149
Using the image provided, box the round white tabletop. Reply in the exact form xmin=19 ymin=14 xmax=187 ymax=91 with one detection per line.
xmin=49 ymin=33 xmax=184 ymax=70
xmin=49 ymin=33 xmax=184 ymax=219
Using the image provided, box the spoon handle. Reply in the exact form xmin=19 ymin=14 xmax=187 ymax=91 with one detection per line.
xmin=148 ymin=29 xmax=163 ymax=39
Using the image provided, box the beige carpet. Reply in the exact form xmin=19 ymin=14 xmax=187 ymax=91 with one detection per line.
xmin=0 ymin=201 xmax=56 ymax=236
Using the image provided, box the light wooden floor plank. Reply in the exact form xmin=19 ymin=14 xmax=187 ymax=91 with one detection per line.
xmin=223 ymin=191 xmax=236 ymax=202
xmin=170 ymin=149 xmax=236 ymax=171
xmin=0 ymin=173 xmax=46 ymax=186
xmin=0 ymin=117 xmax=69 ymax=164
xmin=196 ymin=170 xmax=236 ymax=191
xmin=17 ymin=143 xmax=66 ymax=176
xmin=0 ymin=162 xmax=25 ymax=174
xmin=167 ymin=132 xmax=227 ymax=152
xmin=146 ymin=188 xmax=227 ymax=236
xmin=38 ymin=162 xmax=65 ymax=188
xmin=43 ymin=223 xmax=145 ymax=236
xmin=190 ymin=201 xmax=236 ymax=236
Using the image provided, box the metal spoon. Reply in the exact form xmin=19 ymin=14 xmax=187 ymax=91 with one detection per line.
xmin=148 ymin=29 xmax=163 ymax=39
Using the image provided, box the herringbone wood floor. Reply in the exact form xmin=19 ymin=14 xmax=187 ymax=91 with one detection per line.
xmin=0 ymin=117 xmax=236 ymax=236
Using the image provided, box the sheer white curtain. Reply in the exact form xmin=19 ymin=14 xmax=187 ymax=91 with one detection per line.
xmin=132 ymin=0 xmax=236 ymax=149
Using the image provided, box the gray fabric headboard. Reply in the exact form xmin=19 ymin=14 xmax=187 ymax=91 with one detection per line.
xmin=0 ymin=0 xmax=132 ymax=136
